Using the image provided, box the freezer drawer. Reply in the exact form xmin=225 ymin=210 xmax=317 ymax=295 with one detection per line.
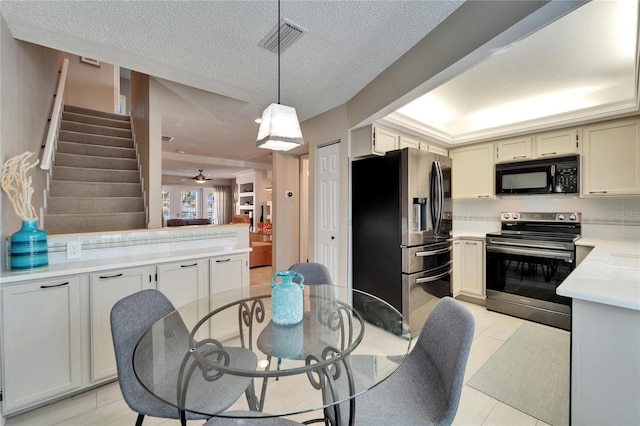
xmin=402 ymin=263 xmax=452 ymax=335
xmin=402 ymin=241 xmax=452 ymax=274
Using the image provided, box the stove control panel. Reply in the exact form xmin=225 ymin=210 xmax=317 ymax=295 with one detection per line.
xmin=500 ymin=212 xmax=581 ymax=223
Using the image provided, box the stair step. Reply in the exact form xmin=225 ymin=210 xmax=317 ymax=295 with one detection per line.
xmin=50 ymin=181 xmax=142 ymax=197
xmin=55 ymin=153 xmax=138 ymax=170
xmin=61 ymin=120 xmax=132 ymax=139
xmin=44 ymin=212 xmax=146 ymax=235
xmin=64 ymin=105 xmax=130 ymax=122
xmin=57 ymin=141 xmax=137 ymax=159
xmin=47 ymin=197 xmax=144 ymax=214
xmin=62 ymin=111 xmax=131 ymax=129
xmin=52 ymin=166 xmax=139 ymax=183
xmin=59 ymin=130 xmax=134 ymax=149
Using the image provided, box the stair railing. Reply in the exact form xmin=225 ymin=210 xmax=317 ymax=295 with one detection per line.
xmin=41 ymin=57 xmax=69 ymax=171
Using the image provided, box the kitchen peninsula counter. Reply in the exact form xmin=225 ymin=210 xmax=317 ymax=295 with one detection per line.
xmin=557 ymin=238 xmax=640 ymax=426
xmin=1 ymin=224 xmax=250 ymax=285
xmin=557 ymin=239 xmax=640 ymax=310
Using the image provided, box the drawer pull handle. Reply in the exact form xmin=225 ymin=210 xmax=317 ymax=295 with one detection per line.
xmin=541 ymin=152 xmax=557 ymax=156
xmin=40 ymin=282 xmax=69 ymax=289
xmin=589 ymin=191 xmax=608 ymax=194
xmin=99 ymin=273 xmax=124 ymax=279
xmin=216 ymin=258 xmax=231 ymax=263
xmin=181 ymin=263 xmax=197 ymax=268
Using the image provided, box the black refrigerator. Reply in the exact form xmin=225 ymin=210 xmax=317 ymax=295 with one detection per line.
xmin=352 ymin=148 xmax=452 ymax=335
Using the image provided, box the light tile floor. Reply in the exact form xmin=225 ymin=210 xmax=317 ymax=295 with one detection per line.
xmin=4 ymin=297 xmax=562 ymax=426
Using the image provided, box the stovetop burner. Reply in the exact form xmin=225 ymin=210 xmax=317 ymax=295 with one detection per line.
xmin=487 ymin=212 xmax=582 ymax=245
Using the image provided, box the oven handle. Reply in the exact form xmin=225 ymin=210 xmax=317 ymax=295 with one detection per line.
xmin=414 ymin=246 xmax=452 ymax=257
xmin=486 ymin=245 xmax=574 ymax=260
xmin=415 ymin=267 xmax=452 ymax=284
xmin=487 ymin=239 xmax=572 ymax=251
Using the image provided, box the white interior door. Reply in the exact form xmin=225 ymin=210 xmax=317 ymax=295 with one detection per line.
xmin=316 ymin=142 xmax=340 ymax=283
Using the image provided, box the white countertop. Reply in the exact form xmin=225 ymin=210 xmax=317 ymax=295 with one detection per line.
xmin=557 ymin=239 xmax=640 ymax=311
xmin=451 ymin=231 xmax=487 ymax=239
xmin=0 ymin=246 xmax=251 ymax=285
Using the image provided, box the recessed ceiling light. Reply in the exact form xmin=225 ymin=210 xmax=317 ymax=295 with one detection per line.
xmin=254 ymin=118 xmax=262 ymax=124
xmin=175 ymin=149 xmax=185 ymax=154
xmin=162 ymin=135 xmax=174 ymax=142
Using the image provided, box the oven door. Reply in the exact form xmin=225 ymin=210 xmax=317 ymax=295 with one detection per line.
xmin=486 ymin=244 xmax=573 ymax=307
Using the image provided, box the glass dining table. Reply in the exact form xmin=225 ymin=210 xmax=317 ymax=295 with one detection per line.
xmin=133 ymin=284 xmax=411 ymax=425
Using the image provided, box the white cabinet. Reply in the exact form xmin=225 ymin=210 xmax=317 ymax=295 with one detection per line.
xmin=535 ymin=128 xmax=580 ymax=158
xmin=1 ymin=277 xmax=81 ymax=412
xmin=453 ymin=238 xmax=485 ymax=299
xmin=450 ymin=143 xmax=495 ymax=199
xmin=209 ymin=253 xmax=249 ymax=340
xmin=89 ymin=267 xmax=151 ymax=381
xmin=424 ymin=143 xmax=449 ymax=157
xmin=582 ymin=117 xmax=640 ymax=196
xmin=351 ymin=125 xmax=398 ymax=157
xmin=399 ymin=135 xmax=421 ymax=150
xmin=156 ymin=259 xmax=208 ymax=327
xmin=495 ymin=136 xmax=533 ymax=163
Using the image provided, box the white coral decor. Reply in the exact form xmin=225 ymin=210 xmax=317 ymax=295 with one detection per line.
xmin=1 ymin=151 xmax=39 ymax=221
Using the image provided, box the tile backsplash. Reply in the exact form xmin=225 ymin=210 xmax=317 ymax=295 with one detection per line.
xmin=453 ymin=195 xmax=640 ymax=241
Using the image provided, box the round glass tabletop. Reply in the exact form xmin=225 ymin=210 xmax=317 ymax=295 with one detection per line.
xmin=133 ymin=284 xmax=410 ymax=421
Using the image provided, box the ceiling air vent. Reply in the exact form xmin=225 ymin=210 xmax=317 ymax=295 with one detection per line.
xmin=259 ymin=18 xmax=307 ymax=53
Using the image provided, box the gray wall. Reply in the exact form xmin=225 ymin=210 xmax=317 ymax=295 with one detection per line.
xmin=0 ymin=16 xmax=65 ymax=270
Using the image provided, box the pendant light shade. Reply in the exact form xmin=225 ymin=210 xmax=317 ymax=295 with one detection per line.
xmin=257 ymin=103 xmax=303 ymax=151
xmin=256 ymin=0 xmax=304 ymax=151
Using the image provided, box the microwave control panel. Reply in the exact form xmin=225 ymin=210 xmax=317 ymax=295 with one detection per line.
xmin=555 ymin=164 xmax=578 ymax=193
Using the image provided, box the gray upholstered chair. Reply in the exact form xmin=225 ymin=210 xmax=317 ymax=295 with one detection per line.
xmin=288 ymin=262 xmax=333 ymax=285
xmin=204 ymin=411 xmax=303 ymax=425
xmin=350 ymin=296 xmax=475 ymax=425
xmin=111 ymin=289 xmax=256 ymax=426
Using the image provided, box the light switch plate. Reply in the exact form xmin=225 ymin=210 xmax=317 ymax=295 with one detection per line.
xmin=67 ymin=241 xmax=82 ymax=259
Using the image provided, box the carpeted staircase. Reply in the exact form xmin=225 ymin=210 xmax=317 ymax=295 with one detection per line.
xmin=44 ymin=105 xmax=146 ymax=234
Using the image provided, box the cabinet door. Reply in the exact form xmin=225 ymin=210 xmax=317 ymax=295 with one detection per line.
xmin=425 ymin=143 xmax=449 ymax=157
xmin=461 ymin=240 xmax=484 ymax=297
xmin=535 ymin=128 xmax=579 ymax=158
xmin=373 ymin=127 xmax=398 ymax=155
xmin=496 ymin=136 xmax=533 ymax=163
xmin=2 ymin=278 xmax=81 ymax=412
xmin=399 ymin=136 xmax=421 ymax=150
xmin=156 ymin=260 xmax=208 ymax=328
xmin=89 ymin=267 xmax=151 ymax=381
xmin=582 ymin=117 xmax=640 ymax=196
xmin=452 ymin=240 xmax=463 ymax=296
xmin=451 ymin=143 xmax=495 ymax=199
xmin=209 ymin=254 xmax=249 ymax=340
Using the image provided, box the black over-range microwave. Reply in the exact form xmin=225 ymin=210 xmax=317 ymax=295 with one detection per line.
xmin=495 ymin=155 xmax=579 ymax=195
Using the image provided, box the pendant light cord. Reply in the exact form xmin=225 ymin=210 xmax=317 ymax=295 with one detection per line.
xmin=277 ymin=0 xmax=281 ymax=105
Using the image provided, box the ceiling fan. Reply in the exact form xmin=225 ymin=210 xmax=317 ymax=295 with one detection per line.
xmin=182 ymin=169 xmax=212 ymax=184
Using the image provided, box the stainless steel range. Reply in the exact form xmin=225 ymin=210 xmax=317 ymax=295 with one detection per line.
xmin=485 ymin=212 xmax=581 ymax=330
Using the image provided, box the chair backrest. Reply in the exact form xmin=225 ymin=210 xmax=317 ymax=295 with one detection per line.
xmin=110 ymin=289 xmax=177 ymax=410
xmin=415 ymin=296 xmax=475 ymax=423
xmin=288 ymin=262 xmax=333 ymax=285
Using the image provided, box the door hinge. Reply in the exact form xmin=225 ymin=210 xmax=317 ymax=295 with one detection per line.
xmin=576 ymin=134 xmax=579 ymax=148
xmin=1 ymin=390 xmax=3 ymax=402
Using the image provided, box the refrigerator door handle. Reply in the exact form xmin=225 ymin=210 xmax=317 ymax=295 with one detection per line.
xmin=414 ymin=246 xmax=452 ymax=257
xmin=430 ymin=160 xmax=444 ymax=236
xmin=415 ymin=266 xmax=452 ymax=284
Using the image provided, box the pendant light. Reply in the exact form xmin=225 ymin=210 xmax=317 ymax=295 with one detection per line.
xmin=256 ymin=0 xmax=304 ymax=151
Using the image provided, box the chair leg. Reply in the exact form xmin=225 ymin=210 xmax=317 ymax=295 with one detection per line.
xmin=135 ymin=413 xmax=145 ymax=426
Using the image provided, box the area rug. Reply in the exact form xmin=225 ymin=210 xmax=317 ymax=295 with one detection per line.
xmin=468 ymin=323 xmax=570 ymax=425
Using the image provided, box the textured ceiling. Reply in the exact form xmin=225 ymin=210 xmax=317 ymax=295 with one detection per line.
xmin=1 ymin=0 xmax=463 ymax=179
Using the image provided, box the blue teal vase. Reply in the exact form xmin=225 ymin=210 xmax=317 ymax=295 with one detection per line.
xmin=270 ymin=270 xmax=304 ymax=325
xmin=10 ymin=220 xmax=48 ymax=271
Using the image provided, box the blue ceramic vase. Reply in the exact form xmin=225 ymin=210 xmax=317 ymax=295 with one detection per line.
xmin=270 ymin=270 xmax=304 ymax=325
xmin=11 ymin=220 xmax=48 ymax=270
